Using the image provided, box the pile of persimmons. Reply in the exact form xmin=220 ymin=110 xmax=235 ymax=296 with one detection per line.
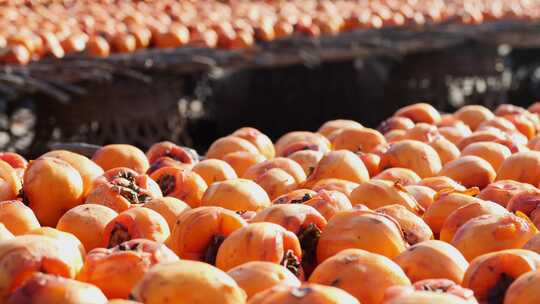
xmin=5 ymin=102 xmax=540 ymax=303
xmin=1 ymin=0 xmax=539 ymax=64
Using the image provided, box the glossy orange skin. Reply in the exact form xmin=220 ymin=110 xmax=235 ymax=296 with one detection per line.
xmin=507 ymin=188 xmax=540 ymax=227
xmin=252 ymin=168 xmax=298 ymax=201
xmin=454 ymin=105 xmax=494 ymax=131
xmin=0 ymin=152 xmax=27 ymax=178
xmin=102 ymin=207 xmax=170 ymax=248
xmin=403 ymin=123 xmax=440 ymax=143
xmin=503 ymin=114 xmax=537 ymax=139
xmin=452 ymin=214 xmax=537 ymax=261
xmin=23 ymin=157 xmax=83 ymax=226
xmin=463 ymin=249 xmax=540 ymax=303
xmin=417 ymin=176 xmax=467 ymax=192
xmin=429 ymin=137 xmax=461 ymax=165
xmin=287 ymin=150 xmax=323 ymax=176
xmin=244 ymin=157 xmax=307 ymax=186
xmin=252 ymin=204 xmax=327 ymax=235
xmin=384 ymin=279 xmax=477 ymax=304
xmin=92 ymin=144 xmax=149 ymax=174
xmin=227 ymin=262 xmax=301 ymax=299
xmin=300 ymin=190 xmax=352 ymax=221
xmin=232 ymin=127 xmax=275 ymax=159
xmin=248 ymin=283 xmax=359 ymax=304
xmin=142 ymin=197 xmax=190 ymax=231
xmin=192 ymin=159 xmax=238 ymax=185
xmin=223 ymin=151 xmax=267 ymax=177
xmin=78 ymin=239 xmax=179 ymax=299
xmin=150 ymin=166 xmax=207 ymax=208
xmin=146 ymin=141 xmax=197 ymax=165
xmin=216 ymin=222 xmax=302 ymax=272
xmin=380 ymin=140 xmax=442 ymax=178
xmin=169 ymin=206 xmax=247 ymax=261
xmin=374 ymin=168 xmax=421 ymax=186
xmin=385 ymin=130 xmax=407 ymax=143
xmin=274 ymin=131 xmax=331 ymax=157
xmin=457 ymin=129 xmax=508 ymax=150
xmin=404 ymin=185 xmax=436 ymax=210
xmin=206 ymin=136 xmax=260 ymax=160
xmin=317 ymin=209 xmax=408 ymax=262
xmin=497 ymin=151 xmax=540 ymax=186
xmin=6 ymin=273 xmax=107 ymax=304
xmin=27 ymin=227 xmax=86 ymax=259
xmin=394 ymin=103 xmax=441 ymax=124
xmin=438 ymin=125 xmax=472 ymax=145
xmin=383 ymin=290 xmax=472 ymax=303
xmin=357 ymin=152 xmax=381 ymax=177
xmin=478 ymin=116 xmax=518 ymax=134
xmin=376 ymin=205 xmax=433 ymax=245
xmin=331 ymin=128 xmax=387 ymax=154
xmin=318 ymin=119 xmax=363 ymax=137
xmin=306 ymin=150 xmax=369 ymax=186
xmin=439 ymin=156 xmax=496 ymax=189
xmin=56 ymin=204 xmax=118 ymax=252
xmin=461 ymin=142 xmax=511 ymax=171
xmin=311 ymin=178 xmax=359 ymax=200
xmin=377 ymin=117 xmax=415 ymax=134
xmin=504 ymin=269 xmax=540 ymax=304
xmin=351 ymin=179 xmax=423 ymax=215
xmin=0 ymin=200 xmax=40 ymax=235
xmin=201 ymin=179 xmax=271 ymax=212
xmin=0 ymin=159 xmax=21 ymax=202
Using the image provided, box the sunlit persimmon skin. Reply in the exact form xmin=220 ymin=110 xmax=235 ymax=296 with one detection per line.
xmin=243 ymin=157 xmax=306 ymax=185
xmin=507 ymin=188 xmax=540 ymax=227
xmin=252 ymin=203 xmax=326 ymax=235
xmin=150 ymin=166 xmax=207 ymax=208
xmin=503 ymin=114 xmax=537 ymax=139
xmin=216 ymin=222 xmax=303 ymax=276
xmin=357 ymin=152 xmax=381 ymax=177
xmin=417 ymin=176 xmax=466 ymax=192
xmin=524 ymin=233 xmax=540 ymax=253
xmin=384 ymin=279 xmax=477 ymax=304
xmin=404 ymin=185 xmax=436 ymax=210
xmin=0 ymin=159 xmax=21 ymax=202
xmin=0 ymin=200 xmax=40 ymax=235
xmin=380 ymin=140 xmax=442 ymax=178
xmin=0 ymin=235 xmax=83 ymax=302
xmin=495 ymin=104 xmax=529 ymax=116
xmin=428 ymin=137 xmax=460 ymax=165
xmin=374 ymin=168 xmax=421 ymax=186
xmin=223 ymin=151 xmax=267 ymax=177
xmin=299 ymin=190 xmax=352 ymax=221
xmin=439 ymin=156 xmax=496 ymax=189
xmin=305 ymin=150 xmax=369 ymax=186
xmin=273 ymin=189 xmax=317 ymax=205
xmin=201 ymin=179 xmax=271 ymax=212
xmin=146 ymin=141 xmax=197 ymax=165
xmin=28 ymin=227 xmax=85 ymax=258
xmin=274 ymin=131 xmax=331 ymax=157
xmin=440 ymin=201 xmax=509 ymax=243
xmin=461 ymin=142 xmax=511 ymax=171
xmin=310 ymin=249 xmax=410 ymax=304
xmin=529 ymin=134 xmax=540 ymax=151
xmin=131 ymin=261 xmax=247 ymax=304
xmin=192 ymin=159 xmax=237 ymax=185
xmin=227 ymin=262 xmax=301 ymax=299
xmin=0 ymin=152 xmax=27 ymax=178
xmin=6 ymin=273 xmax=108 ymax=304
xmin=402 ymin=123 xmax=440 ymax=143
xmin=248 ymin=169 xmax=294 ymax=199
xmin=311 ymin=178 xmax=360 ymax=200
xmin=318 ymin=119 xmax=363 ymax=138
xmin=142 ymin=197 xmax=190 ymax=231
xmin=169 ymin=206 xmax=247 ymax=262
xmin=232 ymin=127 xmax=275 ymax=159
xmin=377 ymin=116 xmax=415 ymax=134
xmin=92 ymin=144 xmax=149 ymax=174
xmin=457 ymin=129 xmax=509 ymax=150
xmin=385 ymin=129 xmax=407 ymax=142
xmin=332 ymin=128 xmax=387 ymax=154
xmin=318 ymin=209 xmax=407 ymax=262
xmin=146 ymin=156 xmax=193 ymax=175
xmin=108 ymin=300 xmax=142 ymax=304
xmin=451 ymin=214 xmax=537 ymax=261
xmin=454 ymin=105 xmax=494 ymax=131
xmin=351 ymin=179 xmax=423 ymax=215
xmin=478 ymin=116 xmax=518 ymax=134
xmin=41 ymin=150 xmax=104 ymax=198
xmin=78 ymin=239 xmax=179 ymax=299
xmin=438 ymin=125 xmax=472 ymax=146
xmin=287 ymin=150 xmax=323 ymax=176
xmin=496 ymin=151 xmax=540 ymax=186
xmin=102 ymin=207 xmax=170 ymax=248
xmin=377 ymin=205 xmax=433 ymax=245
xmin=504 ymin=269 xmax=540 ymax=304
xmin=394 ymin=240 xmax=468 ymax=284
xmin=206 ymin=136 xmax=260 ymax=160
xmin=0 ymin=223 xmax=13 ymax=241
xmin=463 ymin=249 xmax=540 ymax=303
xmin=248 ymin=283 xmax=359 ymax=304
xmin=383 ymin=291 xmax=470 ymax=303
xmin=23 ymin=157 xmax=83 ymax=226
xmin=394 ymin=103 xmax=441 ymax=124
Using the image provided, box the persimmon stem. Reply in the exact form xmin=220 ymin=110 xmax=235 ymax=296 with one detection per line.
xmin=298 ymin=223 xmax=322 ymax=276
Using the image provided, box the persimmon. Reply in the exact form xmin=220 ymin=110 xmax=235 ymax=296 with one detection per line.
xmin=394 ymin=103 xmax=441 ymax=124
xmin=384 ymin=279 xmax=477 ymax=304
xmin=146 ymin=156 xmax=191 ymax=175
xmin=350 ymin=179 xmax=423 ymax=215
xmin=216 ymin=222 xmax=303 ymax=277
xmin=150 ymin=166 xmax=207 ymax=207
xmin=130 ymin=261 xmax=246 ymax=304
xmin=429 ymin=137 xmax=460 ymax=165
xmin=380 ymin=140 xmax=442 ymax=178
xmin=7 ymin=273 xmax=107 ymax=304
xmin=318 ymin=119 xmax=363 ymax=137
xmin=478 ymin=116 xmax=518 ymax=134
xmin=463 ymin=249 xmax=540 ymax=303
xmin=192 ymin=159 xmax=237 ymax=185
xmin=496 ymin=151 xmax=540 ymax=185
xmin=255 ymin=168 xmax=298 ymax=200
xmin=454 ymin=105 xmax=494 ymax=130
xmin=504 ymin=269 xmax=540 ymax=304
xmin=248 ymin=283 xmax=359 ymax=304
xmin=404 ymin=185 xmax=436 ymax=210
xmin=87 ymin=35 xmax=110 ymax=57
xmin=102 ymin=207 xmax=170 ymax=248
xmin=273 ymin=189 xmax=317 ymax=205
xmin=0 ymin=152 xmax=27 ymax=178
xmin=383 ymin=291 xmax=471 ymax=303
xmin=227 ymin=262 xmax=301 ymax=299
xmin=503 ymin=114 xmax=537 ymax=139
xmin=0 ymin=159 xmax=21 ymax=202
xmin=22 ymin=157 xmax=83 ymax=226
xmin=142 ymin=197 xmax=190 ymax=231
xmin=201 ymin=179 xmax=271 ymax=212
xmin=507 ymin=188 xmax=540 ymax=227
xmin=0 ymin=235 xmax=83 ymax=302
xmin=306 ymin=150 xmax=369 ymax=186
xmin=374 ymin=168 xmax=421 ymax=186
xmin=331 ymin=127 xmax=387 ymax=154
xmin=92 ymin=144 xmax=149 ymax=174
xmin=439 ymin=125 xmax=472 ymax=145
xmin=274 ymin=131 xmax=331 ymax=157
xmin=41 ymin=150 xmax=104 ymax=197
xmin=357 ymin=152 xmax=381 ymax=177
xmin=451 ymin=214 xmax=537 ymax=261
xmin=440 ymin=200 xmax=509 ymax=243
xmin=287 ymin=150 xmax=323 ymax=176
xmin=207 ymin=136 xmax=260 ymax=160
xmin=154 ymin=25 xmax=190 ymax=48
xmin=1 ymin=44 xmax=31 ymax=65
xmin=0 ymin=223 xmax=13 ymax=241
xmin=495 ymin=104 xmax=529 ymax=116
xmin=146 ymin=141 xmax=198 ymax=165
xmin=232 ymin=127 xmax=275 ymax=159
xmin=528 ymin=102 xmax=540 ymax=115
xmin=318 ymin=209 xmax=407 ymax=261
xmin=300 ymin=190 xmax=352 ymax=221
xmin=377 ymin=116 xmax=415 ymax=134
xmin=78 ymin=239 xmax=179 ymax=299
xmin=243 ymin=157 xmax=306 ymax=185
xmin=439 ymin=156 xmax=496 ymax=189
xmin=0 ymin=200 xmax=40 ymax=235
xmin=168 ymin=206 xmax=247 ymax=263
xmin=385 ymin=129 xmax=407 ymax=142
xmin=310 ymin=248 xmax=410 ymax=304
xmin=376 ymin=205 xmax=433 ymax=245
xmin=422 ymin=188 xmax=482 ymax=236
xmin=457 ymin=129 xmax=509 ymax=150
xmin=28 ymin=227 xmax=85 ymax=258
xmin=461 ymin=142 xmax=511 ymax=171
xmin=223 ymin=151 xmax=267 ymax=177
xmin=403 ymin=123 xmax=440 ymax=143
xmin=311 ymin=178 xmax=359 ymax=200
xmin=417 ymin=176 xmax=467 ymax=192
xmin=524 ymin=233 xmax=540 ymax=253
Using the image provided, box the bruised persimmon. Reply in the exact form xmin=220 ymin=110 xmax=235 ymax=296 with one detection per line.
xmin=318 ymin=119 xmax=363 ymax=138
xmin=142 ymin=197 xmax=190 ymax=231
xmin=332 ymin=127 xmax=387 ymax=154
xmin=376 ymin=204 xmax=433 ymax=245
xmin=439 ymin=156 xmax=496 ymax=189
xmin=232 ymin=127 xmax=275 ymax=159
xmin=248 ymin=283 xmax=359 ymax=304
xmin=223 ymin=151 xmax=267 ymax=177
xmin=394 ymin=103 xmax=441 ymax=124
xmin=201 ymin=179 xmax=271 ymax=212
xmin=206 ymin=136 xmax=260 ymax=160
xmin=78 ymin=239 xmax=178 ymax=299
xmin=380 ymin=140 xmax=442 ymax=178
xmin=454 ymin=105 xmax=494 ymax=131
xmin=0 ymin=200 xmax=40 ymax=235
xmin=102 ymin=207 xmax=170 ymax=248
xmin=150 ymin=166 xmax=207 ymax=207
xmin=351 ymin=179 xmax=423 ymax=215
xmin=92 ymin=144 xmax=149 ymax=174
xmin=496 ymin=151 xmax=540 ymax=185
xmin=146 ymin=141 xmax=198 ymax=165
xmin=374 ymin=168 xmax=421 ymax=186
xmin=461 ymin=142 xmax=511 ymax=171
xmin=306 ymin=150 xmax=369 ymax=186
